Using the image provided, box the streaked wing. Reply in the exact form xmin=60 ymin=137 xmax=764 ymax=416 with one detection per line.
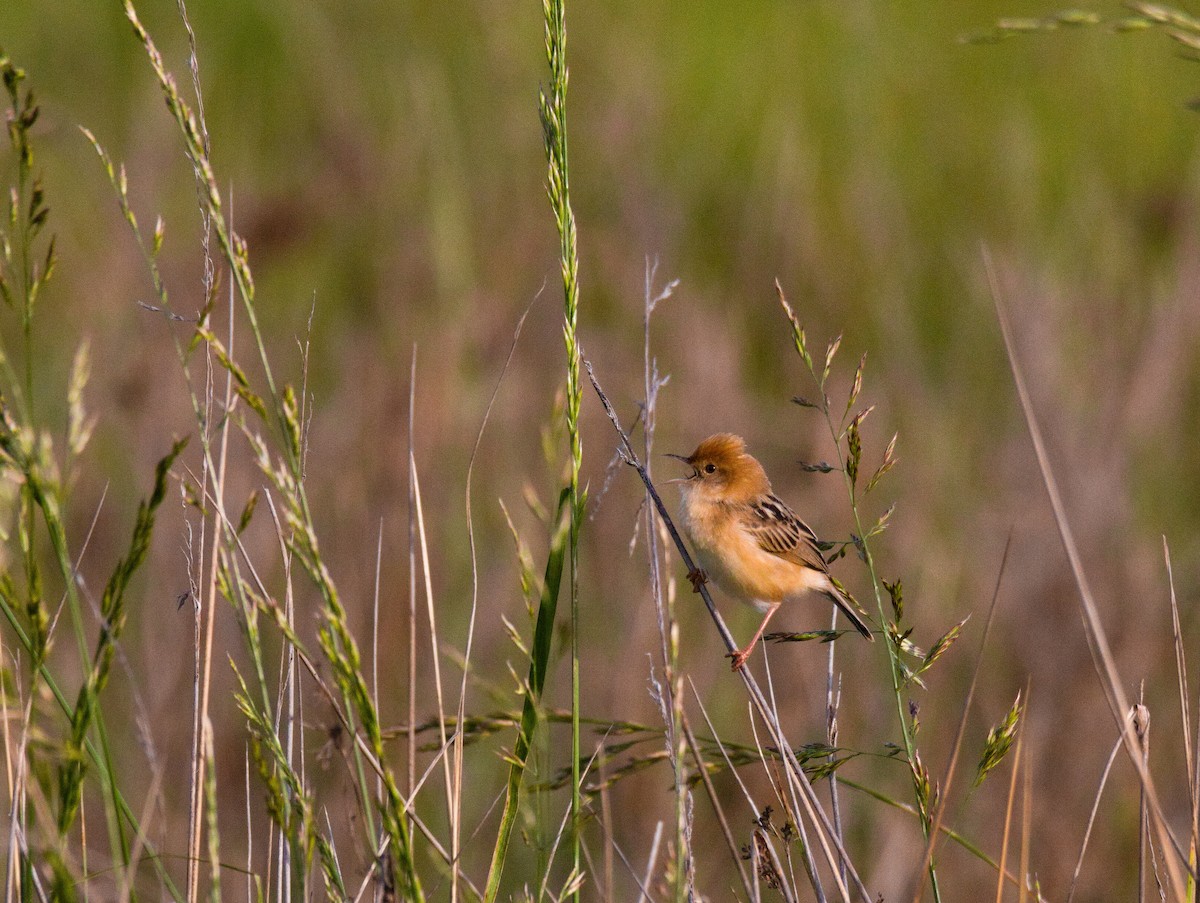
xmin=744 ymin=494 xmax=828 ymax=573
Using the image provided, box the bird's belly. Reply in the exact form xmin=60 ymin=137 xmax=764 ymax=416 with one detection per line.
xmin=691 ymin=531 xmax=825 ymax=610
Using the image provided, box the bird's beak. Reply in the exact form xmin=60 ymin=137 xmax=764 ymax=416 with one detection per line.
xmin=663 ymin=452 xmax=694 ymax=483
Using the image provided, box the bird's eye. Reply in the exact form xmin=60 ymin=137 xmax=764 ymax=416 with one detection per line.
xmin=703 ymin=463 xmax=717 ymax=474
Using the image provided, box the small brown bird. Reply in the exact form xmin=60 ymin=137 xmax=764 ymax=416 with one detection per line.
xmin=668 ymin=433 xmax=873 ymax=670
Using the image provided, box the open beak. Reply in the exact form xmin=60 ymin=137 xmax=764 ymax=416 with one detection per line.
xmin=663 ymin=452 xmax=695 ymax=483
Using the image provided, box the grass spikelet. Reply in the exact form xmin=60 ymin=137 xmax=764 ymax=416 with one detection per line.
xmin=976 ymin=692 xmax=1023 ymax=788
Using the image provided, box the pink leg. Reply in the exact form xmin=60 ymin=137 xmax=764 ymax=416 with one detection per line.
xmin=728 ymin=604 xmax=780 ymax=671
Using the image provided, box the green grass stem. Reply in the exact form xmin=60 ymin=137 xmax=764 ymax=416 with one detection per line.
xmin=537 ymin=0 xmax=586 ymax=894
xmin=483 ymin=487 xmax=570 ymax=901
xmin=777 ymin=284 xmax=943 ymax=901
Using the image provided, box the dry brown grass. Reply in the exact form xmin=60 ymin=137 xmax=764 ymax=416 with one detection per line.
xmin=3 ymin=1 xmax=1200 ymax=900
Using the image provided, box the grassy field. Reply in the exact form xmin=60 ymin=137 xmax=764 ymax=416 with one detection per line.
xmin=2 ymin=1 xmax=1200 ymax=900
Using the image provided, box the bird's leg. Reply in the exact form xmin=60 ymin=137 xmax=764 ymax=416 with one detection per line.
xmin=686 ymin=567 xmax=708 ymax=593
xmin=728 ymin=604 xmax=780 ymax=671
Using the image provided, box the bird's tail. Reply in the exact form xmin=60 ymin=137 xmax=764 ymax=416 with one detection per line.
xmin=826 ymin=581 xmax=874 ymax=642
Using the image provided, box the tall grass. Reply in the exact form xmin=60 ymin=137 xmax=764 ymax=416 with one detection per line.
xmin=539 ymin=0 xmax=586 ymax=893
xmin=0 ymin=50 xmax=183 ymax=901
xmin=485 ymin=0 xmax=585 ymax=898
xmin=1 ymin=1 xmax=1199 ymax=901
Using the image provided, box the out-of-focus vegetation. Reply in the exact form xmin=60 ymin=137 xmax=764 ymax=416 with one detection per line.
xmin=2 ymin=0 xmax=1200 ymax=899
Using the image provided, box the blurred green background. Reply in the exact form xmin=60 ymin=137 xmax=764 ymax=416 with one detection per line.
xmin=2 ymin=0 xmax=1199 ymax=899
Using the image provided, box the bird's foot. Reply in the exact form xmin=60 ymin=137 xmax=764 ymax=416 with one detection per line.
xmin=726 ymin=648 xmax=752 ymax=671
xmin=686 ymin=567 xmax=708 ymax=593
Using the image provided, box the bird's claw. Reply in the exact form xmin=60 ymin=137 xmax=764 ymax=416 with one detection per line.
xmin=727 ymin=648 xmax=751 ymax=671
xmin=686 ymin=567 xmax=708 ymax=593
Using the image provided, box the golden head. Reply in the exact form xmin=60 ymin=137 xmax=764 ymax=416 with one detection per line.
xmin=667 ymin=433 xmax=771 ymax=500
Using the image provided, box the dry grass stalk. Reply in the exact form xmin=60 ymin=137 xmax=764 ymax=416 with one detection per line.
xmin=986 ymin=249 xmax=1191 ymax=899
xmin=908 ymin=534 xmax=1012 ymax=903
xmin=585 ymin=357 xmax=871 ymax=902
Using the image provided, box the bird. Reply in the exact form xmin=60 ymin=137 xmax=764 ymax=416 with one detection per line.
xmin=667 ymin=433 xmax=873 ymax=670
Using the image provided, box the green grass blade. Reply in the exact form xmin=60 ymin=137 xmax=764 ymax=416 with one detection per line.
xmin=484 ymin=487 xmax=570 ymax=902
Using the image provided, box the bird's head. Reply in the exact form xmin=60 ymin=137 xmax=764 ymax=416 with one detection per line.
xmin=666 ymin=433 xmax=770 ymax=501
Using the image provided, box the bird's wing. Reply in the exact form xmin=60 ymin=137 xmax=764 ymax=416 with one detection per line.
xmin=744 ymin=494 xmax=829 ymax=573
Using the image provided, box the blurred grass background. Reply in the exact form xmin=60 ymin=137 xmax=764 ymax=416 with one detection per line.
xmin=2 ymin=0 xmax=1200 ymax=899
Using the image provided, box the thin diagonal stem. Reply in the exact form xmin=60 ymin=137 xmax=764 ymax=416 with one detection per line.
xmin=585 ymin=357 xmax=872 ymax=903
